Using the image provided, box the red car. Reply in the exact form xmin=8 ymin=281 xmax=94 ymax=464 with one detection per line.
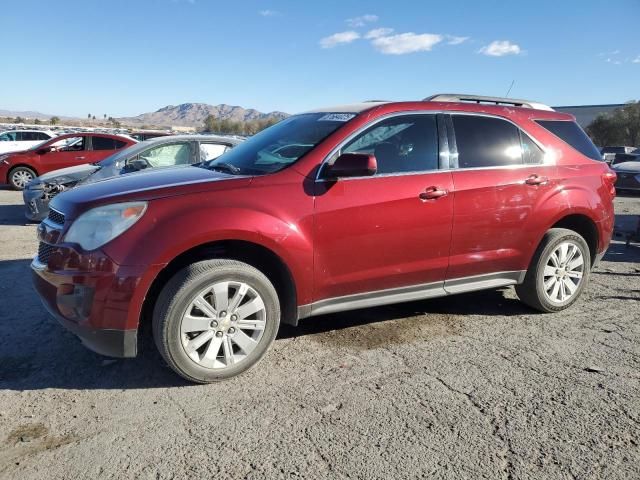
xmin=0 ymin=133 xmax=136 ymax=189
xmin=31 ymin=94 xmax=616 ymax=383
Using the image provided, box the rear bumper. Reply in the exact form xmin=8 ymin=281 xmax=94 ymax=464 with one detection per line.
xmin=31 ymin=256 xmax=139 ymax=358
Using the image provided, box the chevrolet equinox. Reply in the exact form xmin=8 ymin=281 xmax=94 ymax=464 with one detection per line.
xmin=32 ymin=94 xmax=617 ymax=383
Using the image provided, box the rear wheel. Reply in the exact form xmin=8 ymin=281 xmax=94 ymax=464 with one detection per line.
xmin=153 ymin=259 xmax=280 ymax=383
xmin=516 ymin=228 xmax=591 ymax=312
xmin=9 ymin=166 xmax=36 ymax=190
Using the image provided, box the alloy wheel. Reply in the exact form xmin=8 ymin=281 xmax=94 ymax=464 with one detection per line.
xmin=11 ymin=170 xmax=33 ymax=189
xmin=542 ymin=240 xmax=584 ymax=304
xmin=180 ymin=281 xmax=267 ymax=369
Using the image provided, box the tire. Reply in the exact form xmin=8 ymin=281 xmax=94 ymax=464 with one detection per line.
xmin=152 ymin=259 xmax=280 ymax=383
xmin=516 ymin=228 xmax=591 ymax=313
xmin=9 ymin=166 xmax=36 ymax=190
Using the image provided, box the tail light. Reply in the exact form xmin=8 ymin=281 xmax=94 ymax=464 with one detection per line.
xmin=602 ymin=169 xmax=617 ymax=197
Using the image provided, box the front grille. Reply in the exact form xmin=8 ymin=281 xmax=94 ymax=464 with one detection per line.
xmin=38 ymin=242 xmax=55 ymax=263
xmin=47 ymin=208 xmax=65 ymax=225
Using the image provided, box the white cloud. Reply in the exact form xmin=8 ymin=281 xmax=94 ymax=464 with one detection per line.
xmin=479 ymin=40 xmax=522 ymax=57
xmin=633 ymin=56 xmax=640 ymax=64
xmin=371 ymin=32 xmax=443 ymax=55
xmin=447 ymin=35 xmax=469 ymax=45
xmin=364 ymin=28 xmax=394 ymax=39
xmin=259 ymin=9 xmax=279 ymax=17
xmin=606 ymin=58 xmax=622 ymax=65
xmin=320 ymin=31 xmax=361 ymax=49
xmin=346 ymin=14 xmax=378 ymax=27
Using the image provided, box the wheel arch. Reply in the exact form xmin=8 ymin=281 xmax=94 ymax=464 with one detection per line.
xmin=7 ymin=163 xmax=38 ymax=182
xmin=548 ymin=214 xmax=599 ymax=266
xmin=139 ymin=239 xmax=299 ymax=341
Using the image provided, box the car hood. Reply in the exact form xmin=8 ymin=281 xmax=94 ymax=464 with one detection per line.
xmin=32 ymin=164 xmax=101 ymax=186
xmin=50 ymin=165 xmax=252 ymax=220
xmin=612 ymin=161 xmax=640 ymax=173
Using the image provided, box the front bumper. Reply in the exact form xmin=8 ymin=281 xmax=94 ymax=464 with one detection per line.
xmin=31 ymin=255 xmax=142 ymax=358
xmin=23 ymin=188 xmax=49 ymax=222
xmin=615 ymin=172 xmax=640 ymax=191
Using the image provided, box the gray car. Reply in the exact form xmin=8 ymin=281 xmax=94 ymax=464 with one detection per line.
xmin=612 ymin=158 xmax=640 ymax=192
xmin=23 ymin=134 xmax=241 ymax=221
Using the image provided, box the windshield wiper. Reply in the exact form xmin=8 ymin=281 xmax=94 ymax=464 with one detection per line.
xmin=210 ymin=162 xmax=242 ymax=175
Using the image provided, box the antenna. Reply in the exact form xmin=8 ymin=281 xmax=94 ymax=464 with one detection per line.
xmin=505 ymin=80 xmax=515 ymax=98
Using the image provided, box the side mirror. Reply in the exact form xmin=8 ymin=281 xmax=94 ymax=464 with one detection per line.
xmin=37 ymin=147 xmax=51 ymax=155
xmin=127 ymin=158 xmax=150 ymax=172
xmin=323 ymin=153 xmax=377 ymax=179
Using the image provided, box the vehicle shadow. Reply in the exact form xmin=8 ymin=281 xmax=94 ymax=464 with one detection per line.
xmin=278 ymin=288 xmax=530 ymax=341
xmin=0 ymin=204 xmax=31 ymax=226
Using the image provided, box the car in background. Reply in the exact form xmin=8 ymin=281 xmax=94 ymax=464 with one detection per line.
xmin=0 ymin=133 xmax=136 ymax=190
xmin=23 ymin=134 xmax=240 ymax=221
xmin=612 ymin=158 xmax=640 ymax=192
xmin=601 ymin=146 xmax=638 ymax=164
xmin=130 ymin=131 xmax=171 ymax=142
xmin=0 ymin=130 xmax=55 ymax=154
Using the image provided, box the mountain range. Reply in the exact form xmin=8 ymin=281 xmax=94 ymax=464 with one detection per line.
xmin=0 ymin=103 xmax=289 ymax=128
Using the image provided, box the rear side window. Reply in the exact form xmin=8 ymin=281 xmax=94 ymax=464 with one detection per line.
xmin=92 ymin=137 xmax=116 ymax=150
xmin=521 ymin=132 xmax=545 ymax=165
xmin=36 ymin=132 xmax=51 ymax=140
xmin=536 ymin=120 xmax=602 ymax=161
xmin=114 ymin=139 xmax=127 ymax=149
xmin=452 ymin=115 xmax=522 ymax=168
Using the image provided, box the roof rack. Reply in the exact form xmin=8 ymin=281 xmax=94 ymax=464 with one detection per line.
xmin=423 ymin=93 xmax=554 ymax=111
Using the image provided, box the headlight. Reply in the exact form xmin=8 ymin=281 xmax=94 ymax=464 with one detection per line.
xmin=64 ymin=202 xmax=147 ymax=250
xmin=0 ymin=155 xmax=9 ymax=164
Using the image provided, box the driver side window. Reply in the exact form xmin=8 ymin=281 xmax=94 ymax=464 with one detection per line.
xmin=138 ymin=143 xmax=194 ymax=168
xmin=0 ymin=132 xmax=16 ymax=141
xmin=342 ymin=115 xmax=439 ymax=175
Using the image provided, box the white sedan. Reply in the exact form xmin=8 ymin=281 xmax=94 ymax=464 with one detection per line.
xmin=0 ymin=130 xmax=55 ymax=154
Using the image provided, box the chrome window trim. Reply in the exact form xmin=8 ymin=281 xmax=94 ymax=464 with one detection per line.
xmin=315 ymin=110 xmax=551 ymax=183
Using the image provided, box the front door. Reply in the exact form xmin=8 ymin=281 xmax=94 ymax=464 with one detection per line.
xmin=44 ymin=136 xmax=89 ymax=173
xmin=313 ymin=113 xmax=454 ymax=305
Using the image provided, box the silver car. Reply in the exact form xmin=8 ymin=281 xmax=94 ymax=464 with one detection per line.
xmin=23 ymin=134 xmax=241 ymax=221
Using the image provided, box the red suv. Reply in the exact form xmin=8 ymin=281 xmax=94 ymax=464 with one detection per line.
xmin=31 ymin=94 xmax=616 ymax=383
xmin=0 ymin=133 xmax=136 ymax=189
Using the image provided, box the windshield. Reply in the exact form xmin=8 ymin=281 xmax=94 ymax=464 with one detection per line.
xmin=205 ymin=112 xmax=356 ymax=175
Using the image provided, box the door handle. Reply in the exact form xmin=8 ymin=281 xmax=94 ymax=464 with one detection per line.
xmin=75 ymin=156 xmax=85 ymax=160
xmin=525 ymin=174 xmax=548 ymax=186
xmin=419 ymin=186 xmax=448 ymax=200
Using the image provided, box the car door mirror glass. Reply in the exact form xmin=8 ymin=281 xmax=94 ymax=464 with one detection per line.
xmin=324 ymin=153 xmax=377 ymax=179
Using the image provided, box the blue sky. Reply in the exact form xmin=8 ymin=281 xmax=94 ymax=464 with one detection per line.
xmin=1 ymin=0 xmax=639 ymax=117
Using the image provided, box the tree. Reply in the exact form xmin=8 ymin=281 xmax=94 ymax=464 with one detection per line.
xmin=87 ymin=113 xmax=91 ymax=120
xmin=103 ymin=114 xmax=107 ymax=120
xmin=50 ymin=116 xmax=60 ymax=125
xmin=14 ymin=116 xmax=25 ymax=124
xmin=92 ymin=115 xmax=96 ymax=121
xmin=586 ymin=101 xmax=640 ymax=146
xmin=202 ymin=115 xmax=281 ymax=136
xmin=34 ymin=118 xmax=42 ymax=125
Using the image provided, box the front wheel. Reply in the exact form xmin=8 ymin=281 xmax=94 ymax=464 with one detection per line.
xmin=516 ymin=228 xmax=591 ymax=312
xmin=9 ymin=166 xmax=36 ymax=190
xmin=153 ymin=259 xmax=280 ymax=383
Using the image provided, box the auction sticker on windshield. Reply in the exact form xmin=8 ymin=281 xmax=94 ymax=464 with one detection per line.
xmin=318 ymin=113 xmax=356 ymax=122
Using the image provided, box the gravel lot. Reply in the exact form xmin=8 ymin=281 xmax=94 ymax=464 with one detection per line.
xmin=0 ymin=188 xmax=639 ymax=479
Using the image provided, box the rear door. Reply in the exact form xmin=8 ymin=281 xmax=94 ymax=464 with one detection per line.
xmin=446 ymin=114 xmax=555 ymax=286
xmin=87 ymin=136 xmax=129 ymax=163
xmin=313 ymin=113 xmax=454 ymax=304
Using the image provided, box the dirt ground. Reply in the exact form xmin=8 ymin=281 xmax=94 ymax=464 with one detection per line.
xmin=0 ymin=187 xmax=639 ymax=479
